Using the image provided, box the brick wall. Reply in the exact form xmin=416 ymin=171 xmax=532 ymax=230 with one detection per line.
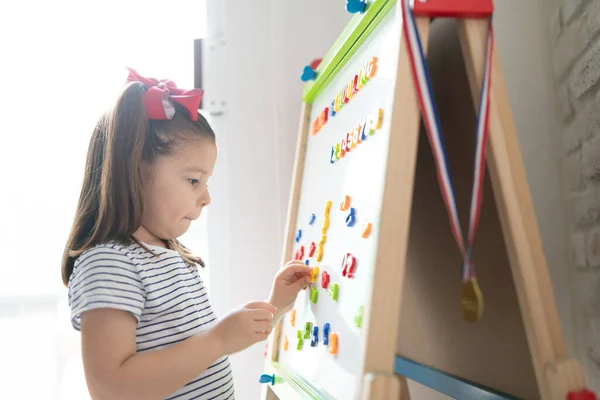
xmin=547 ymin=0 xmax=600 ymax=389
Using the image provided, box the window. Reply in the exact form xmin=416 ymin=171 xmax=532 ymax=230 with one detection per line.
xmin=0 ymin=1 xmax=208 ymax=398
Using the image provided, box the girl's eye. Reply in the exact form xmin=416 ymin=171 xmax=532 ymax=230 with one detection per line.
xmin=189 ymin=179 xmax=200 ymax=185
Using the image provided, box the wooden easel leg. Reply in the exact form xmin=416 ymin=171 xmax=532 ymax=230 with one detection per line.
xmin=362 ymin=373 xmax=410 ymax=400
xmin=457 ymin=18 xmax=589 ymax=400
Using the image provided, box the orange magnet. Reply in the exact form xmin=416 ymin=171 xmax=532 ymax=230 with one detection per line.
xmin=290 ymin=309 xmax=296 ymax=326
xmin=310 ymin=266 xmax=320 ymax=283
xmin=340 ymin=195 xmax=351 ymax=211
xmin=361 ymin=222 xmax=372 ymax=238
xmin=283 ymin=335 xmax=289 ymax=351
xmin=329 ymin=333 xmax=339 ymax=355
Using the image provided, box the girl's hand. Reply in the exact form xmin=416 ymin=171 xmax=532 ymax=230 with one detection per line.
xmin=268 ymin=260 xmax=312 ymax=312
xmin=211 ymin=301 xmax=277 ymax=355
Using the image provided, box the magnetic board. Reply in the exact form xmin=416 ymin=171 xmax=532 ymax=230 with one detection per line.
xmin=271 ymin=8 xmax=400 ymax=400
xmin=262 ymin=0 xmax=587 ymax=399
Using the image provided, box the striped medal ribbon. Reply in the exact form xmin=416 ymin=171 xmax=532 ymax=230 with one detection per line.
xmin=401 ymin=0 xmax=494 ymax=322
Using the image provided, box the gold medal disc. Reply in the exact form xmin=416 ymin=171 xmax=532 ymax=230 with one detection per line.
xmin=460 ymin=277 xmax=483 ymax=322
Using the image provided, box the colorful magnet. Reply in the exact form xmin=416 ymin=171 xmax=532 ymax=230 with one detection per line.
xmin=340 ymin=195 xmax=351 ymax=211
xmin=310 ymin=266 xmax=320 ymax=283
xmin=297 ymin=338 xmax=304 ymax=350
xmin=323 ymin=323 xmax=331 ymax=345
xmin=355 ymin=306 xmax=364 ymax=328
xmin=329 ymin=333 xmax=339 ymax=355
xmin=304 ymin=322 xmax=312 ymax=339
xmin=309 ymin=58 xmax=322 ymax=70
xmin=310 ymin=287 xmax=319 ymax=304
xmin=315 ymin=243 xmax=324 ymax=262
xmin=341 ymin=253 xmax=357 ymax=278
xmin=361 ymin=222 xmax=372 ymax=238
xmin=311 ymin=326 xmax=319 ymax=347
xmin=309 ymin=213 xmax=316 ymax=225
xmin=299 ymin=245 xmax=305 ymax=259
xmin=301 ymin=65 xmax=317 ymax=82
xmin=295 ymin=229 xmax=302 ymax=242
xmin=321 ymin=271 xmax=330 ymax=289
xmin=283 ymin=335 xmax=289 ymax=351
xmin=330 ymin=107 xmax=384 ymax=164
xmin=305 ymin=259 xmax=310 ymax=266
xmin=328 ymin=283 xmax=339 ymax=301
xmin=345 ymin=207 xmax=356 ymax=227
xmin=309 ymin=241 xmax=316 ymax=257
xmin=290 ymin=309 xmax=296 ymax=326
xmin=321 ymin=217 xmax=329 ymax=234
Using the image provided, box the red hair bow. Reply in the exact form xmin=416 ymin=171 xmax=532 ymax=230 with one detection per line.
xmin=125 ymin=67 xmax=204 ymax=121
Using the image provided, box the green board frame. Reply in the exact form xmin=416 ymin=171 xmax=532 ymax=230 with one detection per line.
xmin=301 ymin=0 xmax=396 ymax=104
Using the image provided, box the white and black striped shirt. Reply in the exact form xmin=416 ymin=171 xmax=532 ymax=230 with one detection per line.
xmin=68 ymin=240 xmax=234 ymax=400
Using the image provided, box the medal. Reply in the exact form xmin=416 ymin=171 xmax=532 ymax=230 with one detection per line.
xmin=460 ymin=277 xmax=483 ymax=322
xmin=402 ymin=0 xmax=493 ymax=322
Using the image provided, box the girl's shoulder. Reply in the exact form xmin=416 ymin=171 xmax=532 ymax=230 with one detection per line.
xmin=73 ymin=240 xmax=144 ymax=269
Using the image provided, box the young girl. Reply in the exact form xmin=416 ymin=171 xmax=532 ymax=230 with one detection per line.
xmin=61 ymin=68 xmax=312 ymax=400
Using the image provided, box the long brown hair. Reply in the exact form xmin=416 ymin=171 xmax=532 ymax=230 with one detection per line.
xmin=61 ymin=81 xmax=215 ymax=286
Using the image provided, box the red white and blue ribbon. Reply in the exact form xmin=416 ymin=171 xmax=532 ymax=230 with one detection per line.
xmin=401 ymin=0 xmax=494 ymax=281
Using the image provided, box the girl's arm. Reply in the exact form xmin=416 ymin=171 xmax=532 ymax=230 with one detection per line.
xmin=81 ymin=308 xmax=223 ymax=400
xmin=81 ymin=302 xmax=275 ymax=400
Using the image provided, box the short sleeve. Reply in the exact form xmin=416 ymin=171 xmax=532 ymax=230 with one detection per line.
xmin=68 ymin=244 xmax=146 ymax=330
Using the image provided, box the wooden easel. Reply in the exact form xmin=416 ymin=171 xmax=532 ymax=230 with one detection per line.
xmin=263 ymin=1 xmax=594 ymax=399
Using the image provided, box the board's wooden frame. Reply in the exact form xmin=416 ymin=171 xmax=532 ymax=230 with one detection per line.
xmin=262 ymin=1 xmax=589 ymax=399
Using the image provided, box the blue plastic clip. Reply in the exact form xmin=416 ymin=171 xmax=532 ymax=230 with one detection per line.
xmin=301 ymin=66 xmax=317 ymax=82
xmin=346 ymin=0 xmax=367 ymax=14
xmin=323 ymin=323 xmax=330 ymax=345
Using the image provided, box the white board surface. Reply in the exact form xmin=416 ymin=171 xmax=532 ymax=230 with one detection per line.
xmin=276 ymin=10 xmax=401 ymax=399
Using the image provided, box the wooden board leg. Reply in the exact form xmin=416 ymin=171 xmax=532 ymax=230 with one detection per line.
xmin=362 ymin=372 xmax=410 ymax=400
xmin=545 ymin=358 xmax=587 ymax=400
xmin=457 ymin=18 xmax=588 ymax=399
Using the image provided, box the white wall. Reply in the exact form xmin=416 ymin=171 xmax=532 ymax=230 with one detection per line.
xmin=492 ymin=0 xmax=576 ymax=357
xmin=204 ymin=0 xmax=575 ymax=398
xmin=202 ymin=1 xmax=350 ymax=398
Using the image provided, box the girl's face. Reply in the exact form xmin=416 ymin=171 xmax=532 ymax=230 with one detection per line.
xmin=136 ymin=136 xmax=217 ymax=245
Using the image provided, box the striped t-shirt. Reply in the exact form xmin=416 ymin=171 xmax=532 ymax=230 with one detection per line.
xmin=68 ymin=240 xmax=234 ymax=400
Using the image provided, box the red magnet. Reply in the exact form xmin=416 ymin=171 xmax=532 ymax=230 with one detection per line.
xmin=310 ymin=58 xmax=322 ymax=70
xmin=341 ymin=253 xmax=357 ymax=278
xmin=321 ymin=271 xmax=330 ymax=289
xmin=309 ymin=241 xmax=316 ymax=257
xmin=299 ymin=246 xmax=305 ymax=259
